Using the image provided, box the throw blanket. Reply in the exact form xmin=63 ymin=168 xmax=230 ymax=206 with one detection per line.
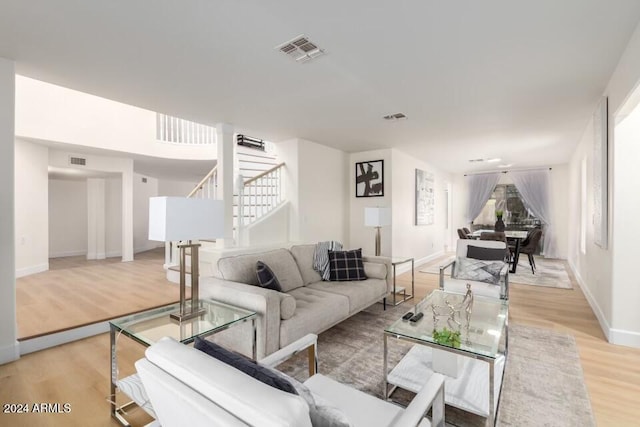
xmin=313 ymin=241 xmax=343 ymax=281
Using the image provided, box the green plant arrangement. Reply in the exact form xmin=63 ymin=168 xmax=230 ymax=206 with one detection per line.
xmin=495 ymin=209 xmax=504 ymax=218
xmin=432 ymin=328 xmax=461 ymax=348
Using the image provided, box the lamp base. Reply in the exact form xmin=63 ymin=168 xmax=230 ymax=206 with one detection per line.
xmin=170 ymin=304 xmax=207 ymax=322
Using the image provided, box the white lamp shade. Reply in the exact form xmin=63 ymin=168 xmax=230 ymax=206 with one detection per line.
xmin=364 ymin=207 xmax=391 ymax=227
xmin=149 ymin=197 xmax=225 ymax=241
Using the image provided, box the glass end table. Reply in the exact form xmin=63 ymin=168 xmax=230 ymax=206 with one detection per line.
xmin=390 ymin=257 xmax=415 ymax=306
xmin=384 ymin=289 xmax=508 ymax=426
xmin=109 ymin=299 xmax=257 ymax=425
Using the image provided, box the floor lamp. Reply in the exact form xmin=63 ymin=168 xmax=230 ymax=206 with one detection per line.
xmin=149 ymin=197 xmax=224 ymax=322
xmin=364 ymin=207 xmax=391 ymax=256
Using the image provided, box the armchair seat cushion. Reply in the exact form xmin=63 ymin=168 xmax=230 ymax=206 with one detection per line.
xmin=304 ymin=374 xmax=431 ymax=427
xmin=454 ymin=258 xmax=504 ymax=285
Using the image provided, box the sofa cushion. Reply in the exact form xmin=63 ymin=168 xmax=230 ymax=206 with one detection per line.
xmin=314 ymin=241 xmax=344 ymax=281
xmin=194 ymin=337 xmax=297 ymax=394
xmin=281 ymin=288 xmax=349 ymax=347
xmin=256 ymin=261 xmax=282 ymax=292
xmin=328 ymin=249 xmax=367 ymax=282
xmin=307 ymin=279 xmax=387 ymax=314
xmin=280 ymin=293 xmax=296 ymax=320
xmin=218 ymin=249 xmax=304 ymax=293
xmin=290 ymin=244 xmax=322 ymax=285
xmin=363 ymin=262 xmax=386 ymax=280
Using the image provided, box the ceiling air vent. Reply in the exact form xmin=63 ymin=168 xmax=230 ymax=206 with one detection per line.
xmin=276 ymin=35 xmax=325 ymax=63
xmin=69 ymin=156 xmax=86 ymax=166
xmin=383 ymin=113 xmax=407 ymax=121
xmin=142 ymin=177 xmax=147 ymax=183
xmin=468 ymin=158 xmax=485 ymax=163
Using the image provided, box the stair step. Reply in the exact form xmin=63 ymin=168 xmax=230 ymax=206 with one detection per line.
xmin=238 ymin=159 xmax=278 ymax=165
xmin=237 ymin=151 xmax=277 ymax=161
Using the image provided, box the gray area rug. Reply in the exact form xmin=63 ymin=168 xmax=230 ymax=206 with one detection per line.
xmin=419 ymin=256 xmax=572 ymax=290
xmin=278 ymin=303 xmax=594 ymax=427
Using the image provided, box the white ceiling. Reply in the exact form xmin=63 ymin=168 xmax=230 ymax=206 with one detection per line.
xmin=2 ymin=1 xmax=640 ymax=173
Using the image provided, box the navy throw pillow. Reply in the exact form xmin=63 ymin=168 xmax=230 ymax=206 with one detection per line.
xmin=328 ymin=248 xmax=367 ymax=281
xmin=256 ymin=261 xmax=282 ymax=291
xmin=193 ymin=337 xmax=297 ymax=394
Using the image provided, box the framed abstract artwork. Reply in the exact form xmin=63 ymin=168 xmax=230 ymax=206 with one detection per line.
xmin=355 ymin=160 xmax=384 ymax=197
xmin=415 ymin=169 xmax=434 ymax=225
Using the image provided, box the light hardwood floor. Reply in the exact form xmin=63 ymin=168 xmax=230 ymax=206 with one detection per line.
xmin=16 ymin=248 xmax=184 ymax=339
xmin=2 ymin=258 xmax=639 ymax=426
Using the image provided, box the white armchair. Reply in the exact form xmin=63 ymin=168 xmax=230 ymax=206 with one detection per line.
xmin=136 ymin=334 xmax=445 ymax=427
xmin=439 ymin=239 xmax=509 ymax=300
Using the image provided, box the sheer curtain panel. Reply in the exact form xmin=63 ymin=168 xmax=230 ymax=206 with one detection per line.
xmin=465 ymin=172 xmax=501 ymax=224
xmin=510 ymin=169 xmax=557 ymax=258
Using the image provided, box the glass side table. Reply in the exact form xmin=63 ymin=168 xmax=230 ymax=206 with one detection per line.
xmin=109 ymin=299 xmax=257 ymax=426
xmin=390 ymin=257 xmax=414 ymax=306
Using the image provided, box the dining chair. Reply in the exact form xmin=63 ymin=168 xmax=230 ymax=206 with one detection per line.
xmin=462 ymin=227 xmax=471 ymax=235
xmin=457 ymin=228 xmax=467 ymax=239
xmin=517 ymin=229 xmax=543 ymax=274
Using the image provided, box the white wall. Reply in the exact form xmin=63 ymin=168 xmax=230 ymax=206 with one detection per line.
xmin=0 ymin=57 xmax=18 ymax=364
xmin=49 ymin=179 xmax=88 ymax=257
xmin=15 ymin=76 xmax=216 ymax=161
xmin=15 ymin=139 xmax=49 ymax=276
xmin=245 ymin=202 xmax=290 ymax=246
xmin=567 ymin=19 xmax=640 ymax=347
xmin=274 ymin=138 xmax=348 ymax=245
xmin=106 ymin=177 xmax=123 ymax=257
xmin=391 ymin=150 xmax=452 ymax=264
xmin=133 ymin=173 xmax=160 ymax=253
xmin=349 ymin=149 xmax=393 ymax=256
xmin=297 ymin=139 xmax=348 ymax=244
xmin=48 ymin=148 xmax=134 ymax=261
xmin=158 ymin=178 xmax=197 ymax=197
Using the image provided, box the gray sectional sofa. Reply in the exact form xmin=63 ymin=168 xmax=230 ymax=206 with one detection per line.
xmin=200 ymin=244 xmax=392 ymax=359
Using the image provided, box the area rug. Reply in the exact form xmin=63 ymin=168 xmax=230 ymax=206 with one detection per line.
xmin=277 ymin=303 xmax=594 ymax=427
xmin=419 ymin=256 xmax=572 ymax=290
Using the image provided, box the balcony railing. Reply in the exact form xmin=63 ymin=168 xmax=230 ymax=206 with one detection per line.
xmin=156 ymin=113 xmax=216 ymax=145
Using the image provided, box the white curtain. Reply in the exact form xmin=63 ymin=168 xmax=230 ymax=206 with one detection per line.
xmin=465 ymin=172 xmax=501 ymax=224
xmin=510 ymin=169 xmax=557 ymax=258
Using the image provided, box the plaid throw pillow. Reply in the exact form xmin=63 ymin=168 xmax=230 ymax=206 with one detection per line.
xmin=328 ymin=248 xmax=367 ymax=281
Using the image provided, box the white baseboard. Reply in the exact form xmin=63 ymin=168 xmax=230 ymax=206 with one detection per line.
xmin=609 ymin=328 xmax=640 ymax=348
xmin=15 ymin=262 xmax=49 ymax=278
xmin=106 ymin=250 xmax=122 ymax=258
xmin=135 ymin=244 xmax=162 ymax=254
xmin=19 ymin=322 xmax=110 ymax=356
xmin=0 ymin=341 xmax=20 ymax=364
xmin=568 ymin=259 xmax=611 ymax=341
xmin=395 ymin=250 xmax=445 ymax=275
xmin=49 ymin=250 xmax=86 ymax=258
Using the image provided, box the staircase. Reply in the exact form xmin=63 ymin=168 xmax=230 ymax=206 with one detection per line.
xmin=165 ymin=143 xmax=285 ymax=282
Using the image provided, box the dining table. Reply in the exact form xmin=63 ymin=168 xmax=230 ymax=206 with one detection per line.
xmin=469 ymin=229 xmax=529 ymax=273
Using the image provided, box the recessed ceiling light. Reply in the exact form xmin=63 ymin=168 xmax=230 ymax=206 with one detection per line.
xmin=383 ymin=113 xmax=407 ymax=121
xmin=486 ymin=158 xmax=501 ymax=163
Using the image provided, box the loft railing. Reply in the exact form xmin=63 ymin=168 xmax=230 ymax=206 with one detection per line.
xmin=156 ymin=113 xmax=216 ymax=145
xmin=237 ymin=163 xmax=285 ymax=239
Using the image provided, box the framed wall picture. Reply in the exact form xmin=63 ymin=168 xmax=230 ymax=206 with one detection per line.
xmin=415 ymin=169 xmax=434 ymax=225
xmin=355 ymin=160 xmax=384 ymax=197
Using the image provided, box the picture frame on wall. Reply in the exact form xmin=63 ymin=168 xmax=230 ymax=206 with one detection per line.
xmin=355 ymin=160 xmax=384 ymax=197
xmin=415 ymin=168 xmax=434 ymax=225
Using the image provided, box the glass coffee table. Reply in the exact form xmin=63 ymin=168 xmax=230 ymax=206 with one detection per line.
xmin=384 ymin=289 xmax=508 ymax=426
xmin=109 ymin=299 xmax=257 ymax=426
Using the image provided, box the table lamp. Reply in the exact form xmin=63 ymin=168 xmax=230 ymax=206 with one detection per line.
xmin=149 ymin=197 xmax=224 ymax=321
xmin=364 ymin=207 xmax=391 ymax=256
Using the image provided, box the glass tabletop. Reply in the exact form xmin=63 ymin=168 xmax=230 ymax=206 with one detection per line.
xmin=110 ymin=299 xmax=256 ymax=346
xmin=385 ymin=289 xmax=508 ymax=358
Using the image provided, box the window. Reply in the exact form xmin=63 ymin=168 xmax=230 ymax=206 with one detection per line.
xmin=472 ymin=184 xmax=542 ymax=228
